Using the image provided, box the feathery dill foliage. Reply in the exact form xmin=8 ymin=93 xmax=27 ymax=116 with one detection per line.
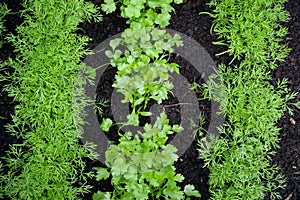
xmin=199 ymin=0 xmax=296 ymax=199
xmin=204 ymin=0 xmax=290 ymax=68
xmin=0 ymin=0 xmax=101 ymax=199
xmin=0 ymin=3 xmax=9 ymax=49
xmin=200 ymin=65 xmax=293 ymax=200
xmin=0 ymin=4 xmax=10 ymax=198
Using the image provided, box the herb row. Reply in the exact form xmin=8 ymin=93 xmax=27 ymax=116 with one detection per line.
xmin=0 ymin=0 xmax=101 ymax=199
xmin=199 ymin=0 xmax=298 ymax=199
xmin=94 ymin=0 xmax=201 ymax=199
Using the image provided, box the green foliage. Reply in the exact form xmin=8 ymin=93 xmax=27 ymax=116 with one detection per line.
xmin=106 ymin=28 xmax=182 ymax=125
xmin=0 ymin=3 xmax=10 ymax=48
xmin=98 ymin=0 xmax=201 ymax=198
xmin=199 ymin=65 xmax=290 ymax=199
xmin=101 ymin=118 xmax=113 ymax=132
xmin=0 ymin=0 xmax=101 ymax=199
xmin=101 ymin=0 xmax=182 ymax=28
xmin=95 ymin=98 xmax=109 ymax=117
xmin=94 ymin=113 xmax=200 ymax=200
xmin=203 ymin=0 xmax=290 ymax=69
xmin=199 ymin=0 xmax=295 ymax=199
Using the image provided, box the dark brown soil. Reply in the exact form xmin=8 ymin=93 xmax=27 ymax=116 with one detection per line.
xmin=0 ymin=0 xmax=299 ymax=199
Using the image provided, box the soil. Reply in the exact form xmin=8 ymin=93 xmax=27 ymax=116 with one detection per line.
xmin=0 ymin=0 xmax=299 ymax=199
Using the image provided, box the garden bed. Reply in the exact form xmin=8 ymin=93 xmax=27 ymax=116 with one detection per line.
xmin=0 ymin=0 xmax=299 ymax=199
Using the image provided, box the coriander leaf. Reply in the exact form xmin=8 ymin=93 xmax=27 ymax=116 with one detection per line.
xmin=105 ymin=50 xmax=114 ymax=59
xmin=174 ymin=174 xmax=184 ymax=182
xmin=174 ymin=0 xmax=183 ymax=4
xmin=95 ymin=167 xmax=110 ymax=181
xmin=127 ymin=111 xmax=139 ymax=126
xmin=109 ymin=38 xmax=122 ymax=51
xmin=172 ymin=124 xmax=183 ymax=133
xmin=124 ymin=5 xmax=141 ymax=18
xmin=154 ymin=13 xmax=170 ymax=27
xmin=100 ymin=118 xmax=113 ymax=132
xmin=184 ymin=185 xmax=201 ymax=197
xmin=101 ymin=0 xmax=116 ymax=13
xmin=92 ymin=191 xmax=111 ymax=200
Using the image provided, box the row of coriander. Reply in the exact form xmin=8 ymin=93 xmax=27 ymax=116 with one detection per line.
xmin=198 ymin=0 xmax=298 ymax=199
xmin=92 ymin=0 xmax=201 ymax=199
xmin=0 ymin=0 xmax=101 ymax=199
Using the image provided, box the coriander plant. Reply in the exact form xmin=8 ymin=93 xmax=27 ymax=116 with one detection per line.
xmin=102 ymin=0 xmax=183 ymax=28
xmin=94 ymin=0 xmax=201 ymax=198
xmin=94 ymin=113 xmax=200 ymax=200
xmin=106 ymin=27 xmax=182 ymax=125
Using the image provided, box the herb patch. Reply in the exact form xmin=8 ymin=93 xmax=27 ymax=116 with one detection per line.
xmin=0 ymin=0 xmax=299 ymax=200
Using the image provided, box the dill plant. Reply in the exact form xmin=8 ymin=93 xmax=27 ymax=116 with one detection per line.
xmin=0 ymin=3 xmax=9 ymax=49
xmin=199 ymin=65 xmax=293 ymax=199
xmin=0 ymin=0 xmax=101 ymax=199
xmin=203 ymin=0 xmax=290 ymax=68
xmin=0 ymin=3 xmax=10 ymax=199
xmin=199 ymin=0 xmax=297 ymax=199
